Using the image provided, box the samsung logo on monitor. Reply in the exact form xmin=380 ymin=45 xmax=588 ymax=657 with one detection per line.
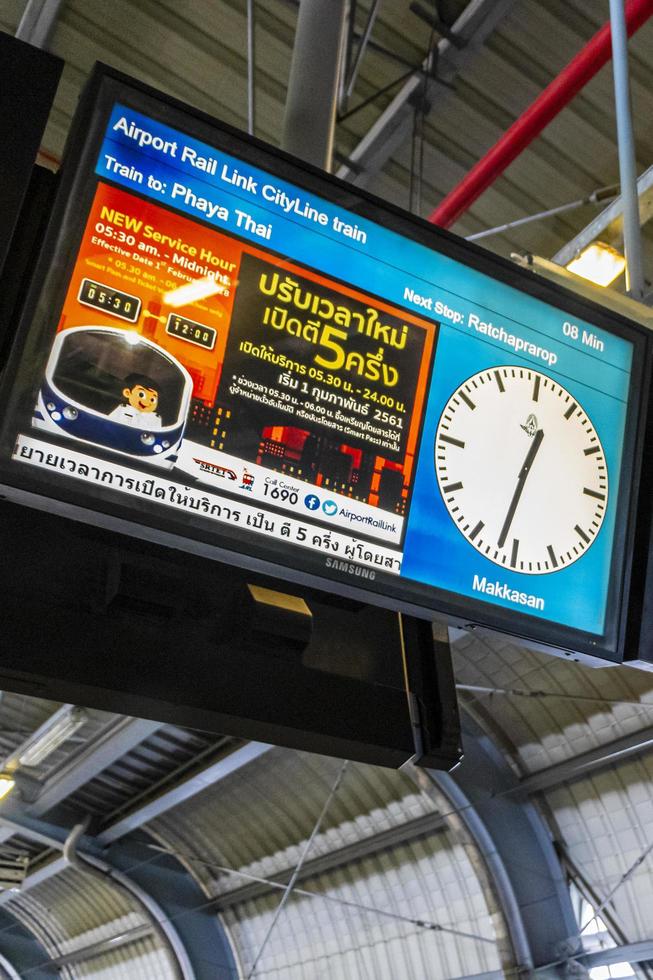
xmin=325 ymin=558 xmax=376 ymax=580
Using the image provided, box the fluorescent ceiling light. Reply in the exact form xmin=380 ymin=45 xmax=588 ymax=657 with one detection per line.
xmin=0 ymin=775 xmax=15 ymax=802
xmin=566 ymin=242 xmax=626 ymax=287
xmin=163 ymin=276 xmax=222 ymax=308
xmin=14 ymin=705 xmax=88 ymax=769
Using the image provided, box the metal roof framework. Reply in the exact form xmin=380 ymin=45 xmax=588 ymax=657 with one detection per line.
xmin=0 ymin=0 xmax=653 ymax=977
xmin=0 ymin=695 xmax=650 ymax=978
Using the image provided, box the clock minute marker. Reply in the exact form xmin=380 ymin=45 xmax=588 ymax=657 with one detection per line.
xmin=469 ymin=520 xmax=484 ymax=541
xmin=460 ymin=390 xmax=476 ymax=410
xmin=510 ymin=539 xmax=519 ymax=567
xmin=564 ymin=402 xmax=577 ymax=420
xmin=440 ymin=434 xmax=465 ymax=449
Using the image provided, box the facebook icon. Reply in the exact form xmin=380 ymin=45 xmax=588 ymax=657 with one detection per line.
xmin=304 ymin=493 xmax=321 ymax=511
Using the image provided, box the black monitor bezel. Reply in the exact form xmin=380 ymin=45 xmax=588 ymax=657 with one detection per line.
xmin=0 ymin=64 xmax=650 ymax=664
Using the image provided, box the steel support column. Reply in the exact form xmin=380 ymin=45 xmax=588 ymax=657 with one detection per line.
xmin=247 ymin=0 xmax=256 ymax=136
xmin=102 ymin=838 xmax=239 ymax=980
xmin=0 ymin=813 xmax=239 ymax=980
xmin=14 ymin=0 xmax=63 ymax=48
xmin=609 ymin=0 xmax=646 ymax=298
xmin=415 ymin=712 xmax=580 ymax=978
xmin=0 ymin=949 xmax=21 ymax=980
xmin=282 ymin=0 xmax=348 ymax=171
xmin=0 ymin=908 xmax=57 ymax=979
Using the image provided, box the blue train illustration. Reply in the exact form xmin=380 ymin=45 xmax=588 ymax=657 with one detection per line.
xmin=34 ymin=326 xmax=193 ymax=468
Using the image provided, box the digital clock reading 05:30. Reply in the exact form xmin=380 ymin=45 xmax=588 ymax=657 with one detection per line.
xmin=435 ymin=366 xmax=608 ymax=575
xmin=77 ymin=278 xmax=141 ymax=323
xmin=165 ymin=314 xmax=217 ymax=350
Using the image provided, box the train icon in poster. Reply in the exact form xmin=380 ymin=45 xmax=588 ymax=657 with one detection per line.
xmin=34 ymin=326 xmax=193 ymax=468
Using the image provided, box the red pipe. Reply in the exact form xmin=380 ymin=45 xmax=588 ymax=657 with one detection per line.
xmin=428 ymin=0 xmax=653 ymax=229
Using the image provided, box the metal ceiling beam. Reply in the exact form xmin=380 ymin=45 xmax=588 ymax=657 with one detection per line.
xmin=0 ymin=736 xmax=272 ymax=854
xmin=0 ymin=823 xmax=56 ymax=854
xmin=336 ymin=0 xmax=517 ymax=186
xmin=97 ymin=741 xmax=272 ymax=846
xmin=429 ymin=0 xmax=653 ymax=229
xmin=0 ymin=716 xmax=164 ymax=847
xmin=580 ymin=939 xmax=653 ymax=968
xmin=448 ymin=973 xmax=503 ymax=980
xmin=29 ymin=716 xmax=164 ymax=817
xmin=0 ymin=857 xmax=68 ymax=909
xmin=342 ymin=0 xmax=381 ymax=107
xmin=454 ymin=968 xmax=653 ymax=980
xmin=49 ymin=923 xmax=154 ymax=968
xmin=553 ymin=164 xmax=653 ymax=266
xmin=212 ymin=809 xmax=447 ymax=909
xmin=0 ymin=814 xmax=94 ymax=915
xmin=0 ymin=711 xmax=585 ymax=976
xmin=517 ymin=722 xmax=653 ymax=796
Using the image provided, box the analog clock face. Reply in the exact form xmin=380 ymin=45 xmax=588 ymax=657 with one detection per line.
xmin=435 ymin=366 xmax=608 ymax=574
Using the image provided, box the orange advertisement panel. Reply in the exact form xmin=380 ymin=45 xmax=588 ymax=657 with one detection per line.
xmin=48 ymin=181 xmax=436 ymax=543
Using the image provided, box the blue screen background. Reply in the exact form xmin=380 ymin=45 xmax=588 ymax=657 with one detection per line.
xmin=93 ymin=104 xmax=634 ymax=636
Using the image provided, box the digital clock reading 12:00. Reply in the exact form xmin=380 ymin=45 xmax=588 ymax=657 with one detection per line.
xmin=165 ymin=314 xmax=217 ymax=350
xmin=77 ymin=278 xmax=141 ymax=323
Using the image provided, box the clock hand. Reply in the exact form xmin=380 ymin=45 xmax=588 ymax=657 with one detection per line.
xmin=497 ymin=429 xmax=544 ymax=549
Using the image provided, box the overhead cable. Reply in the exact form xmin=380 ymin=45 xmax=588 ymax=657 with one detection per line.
xmin=246 ymin=759 xmax=349 ymax=978
xmin=456 ymin=683 xmax=653 ymax=710
xmin=145 ymin=842 xmax=497 ymax=945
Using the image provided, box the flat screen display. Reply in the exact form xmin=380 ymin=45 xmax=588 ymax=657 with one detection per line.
xmin=0 ymin=67 xmax=648 ymax=660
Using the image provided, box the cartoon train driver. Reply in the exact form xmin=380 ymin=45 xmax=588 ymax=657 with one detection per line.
xmin=34 ymin=326 xmax=193 ymax=468
xmin=109 ymin=373 xmax=163 ymax=430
